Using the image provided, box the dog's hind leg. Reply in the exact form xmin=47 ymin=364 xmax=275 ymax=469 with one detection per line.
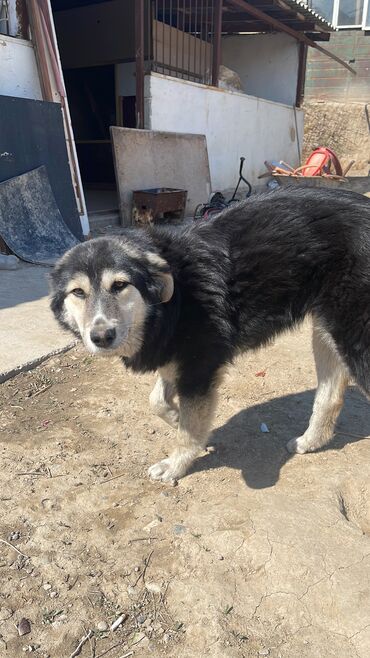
xmin=148 ymin=380 xmax=219 ymax=483
xmin=287 ymin=320 xmax=349 ymax=454
xmin=149 ymin=365 xmax=179 ymax=429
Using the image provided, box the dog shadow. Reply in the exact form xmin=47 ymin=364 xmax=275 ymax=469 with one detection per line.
xmin=190 ymin=386 xmax=370 ymax=489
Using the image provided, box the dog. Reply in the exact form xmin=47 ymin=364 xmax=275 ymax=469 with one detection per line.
xmin=50 ymin=186 xmax=370 ymax=483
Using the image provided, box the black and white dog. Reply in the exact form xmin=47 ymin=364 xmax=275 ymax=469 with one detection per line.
xmin=50 ymin=187 xmax=370 ymax=483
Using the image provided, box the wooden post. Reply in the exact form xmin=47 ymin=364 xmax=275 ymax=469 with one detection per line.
xmin=212 ymin=0 xmax=223 ymax=87
xmin=135 ymin=0 xmax=145 ymax=129
xmin=296 ymin=43 xmax=307 ymax=107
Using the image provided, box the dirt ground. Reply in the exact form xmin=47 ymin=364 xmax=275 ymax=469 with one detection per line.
xmin=1 ymin=322 xmax=370 ymax=658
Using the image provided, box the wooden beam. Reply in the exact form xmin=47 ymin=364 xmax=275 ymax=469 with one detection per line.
xmin=135 ymin=0 xmax=145 ymax=129
xmin=227 ymin=0 xmax=356 ymax=74
xmin=212 ymin=0 xmax=223 ymax=86
xmin=222 ymin=20 xmax=317 ymax=31
xmin=296 ymin=43 xmax=307 ymax=107
xmin=26 ymin=0 xmax=53 ymax=101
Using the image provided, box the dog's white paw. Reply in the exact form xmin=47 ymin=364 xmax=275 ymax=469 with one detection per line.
xmin=148 ymin=458 xmax=180 ymax=484
xmin=286 ymin=436 xmax=309 ymax=454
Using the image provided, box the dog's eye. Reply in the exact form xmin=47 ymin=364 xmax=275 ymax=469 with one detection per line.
xmin=71 ymin=288 xmax=85 ymax=298
xmin=111 ymin=281 xmax=128 ymax=293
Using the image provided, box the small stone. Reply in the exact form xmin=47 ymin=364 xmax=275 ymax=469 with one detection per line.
xmin=173 ymin=524 xmax=186 ymax=535
xmin=260 ymin=423 xmax=269 ymax=433
xmin=127 ymin=585 xmax=136 ymax=596
xmin=134 ymin=566 xmax=140 ymax=572
xmin=206 ymin=445 xmax=216 ymax=453
xmin=218 ymin=555 xmax=224 ymax=561
xmin=43 ymin=583 xmax=52 ymax=590
xmin=97 ymin=621 xmax=108 ymax=632
xmin=145 ymin=581 xmax=161 ymax=594
xmin=143 ymin=519 xmax=160 ymax=532
xmin=137 ymin=614 xmax=146 ymax=624
xmin=18 ymin=618 xmax=31 ymax=636
xmin=148 ymin=429 xmax=156 ymax=435
xmin=50 ymin=591 xmax=58 ymax=598
xmin=9 ymin=530 xmax=20 ymax=541
xmin=259 ymin=650 xmax=270 ymax=656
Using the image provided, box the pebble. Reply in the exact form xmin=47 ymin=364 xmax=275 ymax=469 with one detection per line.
xmin=260 ymin=423 xmax=269 ymax=433
xmin=9 ymin=530 xmax=20 ymax=541
xmin=17 ymin=618 xmax=31 ymax=636
xmin=137 ymin=614 xmax=146 ymax=624
xmin=97 ymin=621 xmax=108 ymax=632
xmin=145 ymin=581 xmax=161 ymax=594
xmin=259 ymin=650 xmax=270 ymax=656
xmin=218 ymin=555 xmax=224 ymax=561
xmin=173 ymin=524 xmax=186 ymax=535
xmin=50 ymin=591 xmax=58 ymax=598
xmin=43 ymin=583 xmax=52 ymax=591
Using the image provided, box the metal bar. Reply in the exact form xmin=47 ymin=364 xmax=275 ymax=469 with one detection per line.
xmin=154 ymin=0 xmax=158 ymax=71
xmin=228 ymin=0 xmax=357 ymax=74
xmin=212 ymin=0 xmax=222 ymax=87
xmin=182 ymin=0 xmax=185 ymax=78
xmin=200 ymin=0 xmax=204 ymax=82
xmin=162 ymin=0 xmax=165 ymax=73
xmin=169 ymin=0 xmax=172 ymax=73
xmin=176 ymin=0 xmax=180 ymax=73
xmin=188 ymin=0 xmax=191 ymax=80
xmin=193 ymin=0 xmax=197 ymax=80
xmin=135 ymin=0 xmax=145 ymax=128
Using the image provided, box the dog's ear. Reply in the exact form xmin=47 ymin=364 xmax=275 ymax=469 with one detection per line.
xmin=155 ymin=270 xmax=174 ymax=303
xmin=145 ymin=252 xmax=174 ymax=303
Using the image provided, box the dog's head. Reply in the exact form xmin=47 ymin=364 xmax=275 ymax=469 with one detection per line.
xmin=50 ymin=235 xmax=174 ymax=357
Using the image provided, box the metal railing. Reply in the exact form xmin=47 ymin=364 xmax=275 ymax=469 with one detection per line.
xmin=0 ymin=0 xmax=9 ymax=36
xmin=151 ymin=0 xmax=215 ymax=85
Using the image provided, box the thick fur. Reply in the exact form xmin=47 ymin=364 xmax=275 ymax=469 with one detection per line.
xmin=50 ymin=187 xmax=370 ymax=482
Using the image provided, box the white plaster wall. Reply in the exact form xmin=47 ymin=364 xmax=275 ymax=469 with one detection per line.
xmin=0 ymin=35 xmax=42 ymax=100
xmin=221 ymin=34 xmax=299 ymax=106
xmin=145 ymin=73 xmax=303 ymax=191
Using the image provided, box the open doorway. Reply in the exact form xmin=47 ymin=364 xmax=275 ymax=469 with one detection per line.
xmin=50 ymin=0 xmax=139 ymax=219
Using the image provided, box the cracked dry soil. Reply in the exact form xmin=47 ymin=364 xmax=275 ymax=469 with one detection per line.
xmin=0 ymin=322 xmax=370 ymax=658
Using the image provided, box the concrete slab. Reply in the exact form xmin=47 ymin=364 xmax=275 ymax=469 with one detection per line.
xmin=0 ymin=263 xmax=74 ymax=382
xmin=111 ymin=126 xmax=211 ymax=224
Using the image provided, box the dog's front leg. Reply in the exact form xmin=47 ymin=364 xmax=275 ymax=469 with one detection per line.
xmin=149 ymin=373 xmax=179 ymax=429
xmin=148 ymin=388 xmax=217 ymax=483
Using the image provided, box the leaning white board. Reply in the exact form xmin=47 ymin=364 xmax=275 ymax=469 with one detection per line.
xmin=111 ymin=126 xmax=211 ymax=225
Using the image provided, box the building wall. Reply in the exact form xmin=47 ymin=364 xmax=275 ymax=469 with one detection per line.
xmin=305 ymin=30 xmax=370 ymax=101
xmin=0 ymin=35 xmax=42 ymax=100
xmin=145 ymin=73 xmax=304 ymax=191
xmin=221 ymin=33 xmax=300 ymax=106
xmin=54 ymin=0 xmax=148 ymax=69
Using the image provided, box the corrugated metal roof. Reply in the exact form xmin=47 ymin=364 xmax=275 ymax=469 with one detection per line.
xmin=283 ymin=0 xmax=335 ymax=30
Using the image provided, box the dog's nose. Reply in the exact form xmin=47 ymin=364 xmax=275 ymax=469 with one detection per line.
xmin=90 ymin=326 xmax=116 ymax=347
